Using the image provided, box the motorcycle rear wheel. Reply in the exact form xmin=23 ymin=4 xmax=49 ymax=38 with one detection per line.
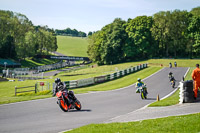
xmin=58 ymin=100 xmax=69 ymax=112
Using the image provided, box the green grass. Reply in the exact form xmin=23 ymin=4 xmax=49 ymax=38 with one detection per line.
xmin=185 ymin=67 xmax=194 ymax=81
xmin=0 ymin=79 xmax=54 ymax=104
xmin=66 ymin=113 xmax=200 ymax=133
xmin=56 ymin=36 xmax=89 ymax=57
xmin=148 ymin=67 xmax=194 ymax=107
xmin=20 ymin=58 xmax=58 ymax=68
xmin=57 ymin=61 xmax=148 ymax=81
xmin=149 ymin=89 xmax=180 ymax=107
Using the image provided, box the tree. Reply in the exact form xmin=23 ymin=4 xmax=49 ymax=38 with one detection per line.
xmin=78 ymin=32 xmax=87 ymax=37
xmin=151 ymin=10 xmax=192 ymax=58
xmin=88 ymin=31 xmax=93 ymax=36
xmin=35 ymin=27 xmax=58 ymax=55
xmin=0 ymin=10 xmax=58 ymax=59
xmin=125 ymin=16 xmax=154 ymax=59
xmin=88 ymin=18 xmax=127 ymax=65
xmin=188 ymin=16 xmax=200 ymax=56
xmin=168 ymin=10 xmax=192 ymax=57
xmin=55 ymin=28 xmax=87 ymax=37
xmin=151 ymin=11 xmax=171 ymax=57
xmin=190 ymin=6 xmax=200 ymax=17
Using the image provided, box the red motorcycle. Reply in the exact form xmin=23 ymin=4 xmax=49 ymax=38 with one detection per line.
xmin=56 ymin=90 xmax=81 ymax=112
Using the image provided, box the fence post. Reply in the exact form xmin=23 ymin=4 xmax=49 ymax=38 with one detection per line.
xmin=35 ymin=83 xmax=37 ymax=93
xmin=15 ymin=86 xmax=17 ymax=96
xmin=107 ymin=75 xmax=110 ymax=81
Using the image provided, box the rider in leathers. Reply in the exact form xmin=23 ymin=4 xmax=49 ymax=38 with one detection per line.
xmin=52 ymin=78 xmax=76 ymax=107
xmin=135 ymin=78 xmax=148 ymax=94
xmin=52 ymin=78 xmax=67 ymax=96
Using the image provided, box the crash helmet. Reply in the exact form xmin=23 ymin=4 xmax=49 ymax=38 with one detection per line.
xmin=137 ymin=78 xmax=141 ymax=82
xmin=69 ymin=90 xmax=74 ymax=96
xmin=169 ymin=72 xmax=173 ymax=75
xmin=55 ymin=78 xmax=61 ymax=83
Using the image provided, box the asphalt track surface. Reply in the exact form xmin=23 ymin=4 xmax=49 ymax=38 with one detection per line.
xmin=0 ymin=67 xmax=188 ymax=133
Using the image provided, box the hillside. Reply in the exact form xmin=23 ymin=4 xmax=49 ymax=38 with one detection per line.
xmin=56 ymin=36 xmax=89 ymax=57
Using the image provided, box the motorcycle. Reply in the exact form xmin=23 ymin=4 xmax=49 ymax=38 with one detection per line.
xmin=169 ymin=76 xmax=176 ymax=88
xmin=56 ymin=90 xmax=81 ymax=112
xmin=136 ymin=85 xmax=147 ymax=99
xmin=171 ymin=79 xmax=175 ymax=88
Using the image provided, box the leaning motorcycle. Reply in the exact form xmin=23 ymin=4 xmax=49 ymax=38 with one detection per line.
xmin=136 ymin=85 xmax=147 ymax=99
xmin=171 ymin=80 xmax=175 ymax=88
xmin=56 ymin=90 xmax=81 ymax=112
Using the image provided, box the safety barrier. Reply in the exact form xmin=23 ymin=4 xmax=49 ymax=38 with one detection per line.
xmin=179 ymin=80 xmax=194 ymax=103
xmin=64 ymin=63 xmax=148 ymax=89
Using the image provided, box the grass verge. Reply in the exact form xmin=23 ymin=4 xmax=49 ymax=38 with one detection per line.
xmin=66 ymin=113 xmax=200 ymax=133
xmin=148 ymin=89 xmax=180 ymax=107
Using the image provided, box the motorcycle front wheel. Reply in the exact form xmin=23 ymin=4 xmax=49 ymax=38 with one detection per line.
xmin=75 ymin=100 xmax=82 ymax=110
xmin=141 ymin=91 xmax=147 ymax=99
xmin=58 ymin=100 xmax=69 ymax=112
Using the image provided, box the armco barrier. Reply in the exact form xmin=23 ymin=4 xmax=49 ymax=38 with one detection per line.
xmin=63 ymin=63 xmax=148 ymax=89
xmin=94 ymin=76 xmax=107 ymax=83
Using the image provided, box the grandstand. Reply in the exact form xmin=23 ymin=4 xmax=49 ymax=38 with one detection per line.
xmin=0 ymin=59 xmax=21 ymax=68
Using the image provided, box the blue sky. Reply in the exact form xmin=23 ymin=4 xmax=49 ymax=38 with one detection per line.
xmin=0 ymin=0 xmax=199 ymax=33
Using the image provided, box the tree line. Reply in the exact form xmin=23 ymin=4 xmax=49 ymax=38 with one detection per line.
xmin=55 ymin=28 xmax=87 ymax=37
xmin=87 ymin=7 xmax=200 ymax=65
xmin=0 ymin=10 xmax=58 ymax=59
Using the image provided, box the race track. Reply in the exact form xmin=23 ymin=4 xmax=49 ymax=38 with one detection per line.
xmin=0 ymin=67 xmax=188 ymax=133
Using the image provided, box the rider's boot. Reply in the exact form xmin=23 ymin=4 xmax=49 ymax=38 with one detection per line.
xmin=69 ymin=99 xmax=75 ymax=109
xmin=145 ymin=89 xmax=148 ymax=94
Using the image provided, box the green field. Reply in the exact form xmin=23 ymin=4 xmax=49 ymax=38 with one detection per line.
xmin=66 ymin=113 xmax=200 ymax=133
xmin=56 ymin=36 xmax=89 ymax=57
xmin=20 ymin=58 xmax=58 ymax=68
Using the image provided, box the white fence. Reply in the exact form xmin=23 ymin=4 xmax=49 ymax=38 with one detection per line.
xmin=63 ymin=63 xmax=148 ymax=89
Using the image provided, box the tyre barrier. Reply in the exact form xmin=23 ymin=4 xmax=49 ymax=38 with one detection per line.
xmin=179 ymin=80 xmax=194 ymax=103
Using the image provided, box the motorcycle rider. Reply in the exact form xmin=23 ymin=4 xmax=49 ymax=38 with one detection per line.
xmin=169 ymin=75 xmax=175 ymax=82
xmin=169 ymin=76 xmax=175 ymax=87
xmin=169 ymin=62 xmax=172 ymax=68
xmin=135 ymin=78 xmax=148 ymax=94
xmin=52 ymin=78 xmax=76 ymax=107
xmin=52 ymin=78 xmax=67 ymax=96
xmin=168 ymin=72 xmax=173 ymax=80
